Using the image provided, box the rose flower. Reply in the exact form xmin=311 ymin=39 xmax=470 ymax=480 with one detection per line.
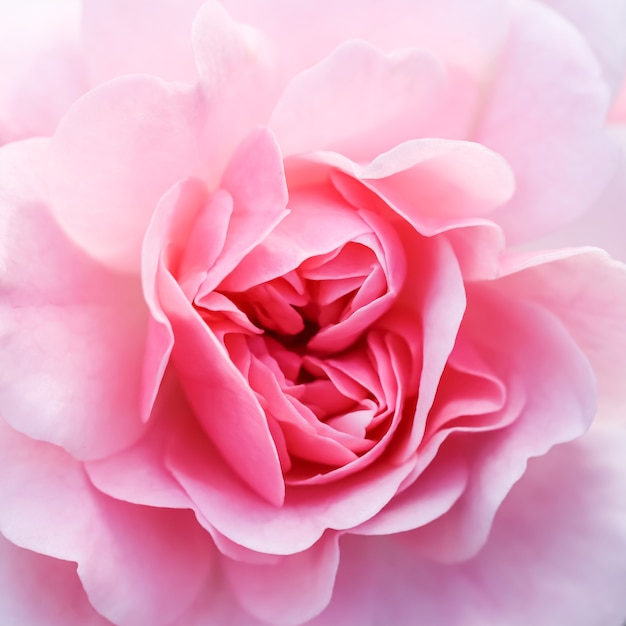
xmin=1 ymin=1 xmax=626 ymax=625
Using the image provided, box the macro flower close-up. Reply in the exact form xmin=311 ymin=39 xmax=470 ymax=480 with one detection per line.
xmin=2 ymin=1 xmax=626 ymax=625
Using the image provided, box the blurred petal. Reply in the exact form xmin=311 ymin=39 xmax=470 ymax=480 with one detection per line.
xmin=308 ymin=425 xmax=626 ymax=626
xmin=220 ymin=0 xmax=511 ymax=83
xmin=530 ymin=126 xmax=626 ymax=262
xmin=82 ymin=0 xmax=205 ymax=84
xmin=541 ymin=0 xmax=626 ymax=95
xmin=0 ymin=419 xmax=215 ymax=626
xmin=478 ymin=0 xmax=616 ymax=243
xmin=498 ymin=248 xmax=626 ymax=424
xmin=224 ymin=534 xmax=339 ymax=626
xmin=0 ymin=533 xmax=112 ymax=626
xmin=0 ymin=0 xmax=87 ymax=144
xmin=0 ymin=139 xmax=147 ymax=459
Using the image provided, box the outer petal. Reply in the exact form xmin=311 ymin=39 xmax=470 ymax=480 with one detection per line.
xmin=0 ymin=139 xmax=147 ymax=459
xmin=0 ymin=418 xmax=216 ymax=626
xmin=0 ymin=0 xmax=87 ymax=144
xmin=49 ymin=76 xmax=208 ymax=272
xmin=85 ymin=371 xmax=201 ymax=511
xmin=82 ymin=0 xmax=206 ymax=84
xmin=0 ymin=533 xmax=112 ymax=626
xmin=166 ymin=567 xmax=267 ymax=626
xmin=498 ymin=248 xmax=626 ymax=423
xmin=223 ymin=534 xmax=340 ymax=626
xmin=269 ymin=41 xmax=455 ymax=161
xmin=541 ymin=0 xmax=626 ymax=95
xmin=529 ymin=127 xmax=626 ymax=263
xmin=477 ymin=0 xmax=617 ymax=242
xmin=191 ymin=1 xmax=281 ymax=185
xmin=51 ymin=5 xmax=281 ymax=273
xmin=220 ymin=0 xmax=511 ymax=83
xmin=401 ymin=290 xmax=596 ymax=562
xmin=307 ymin=425 xmax=626 ymax=626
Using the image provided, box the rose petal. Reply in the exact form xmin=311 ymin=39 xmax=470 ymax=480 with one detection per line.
xmin=498 ymin=247 xmax=626 ymax=424
xmin=0 ymin=0 xmax=87 ymax=144
xmin=529 ymin=127 xmax=626 ymax=262
xmin=308 ymin=425 xmax=626 ymax=626
xmin=161 ymin=269 xmax=286 ymax=506
xmin=477 ymin=0 xmax=617 ymax=242
xmin=167 ymin=414 xmax=412 ymax=554
xmin=197 ymin=127 xmax=289 ymax=293
xmin=0 ymin=419 xmax=215 ymax=626
xmin=221 ymin=184 xmax=371 ymax=292
xmin=403 ymin=289 xmax=596 ymax=562
xmin=190 ymin=1 xmax=280 ymax=183
xmin=220 ymin=0 xmax=510 ymax=82
xmin=400 ymin=237 xmax=467 ymax=458
xmin=353 ymin=455 xmax=469 ymax=535
xmin=49 ymin=75 xmax=208 ymax=271
xmin=82 ymin=0 xmax=205 ymax=84
xmin=312 ymin=137 xmax=514 ymax=226
xmin=541 ymin=0 xmax=626 ymax=95
xmin=224 ymin=534 xmax=340 ymax=626
xmin=141 ymin=177 xmax=209 ymax=420
xmin=270 ymin=40 xmax=448 ymax=161
xmin=359 ymin=139 xmax=515 ymax=221
xmin=0 ymin=139 xmax=147 ymax=459
xmin=0 ymin=533 xmax=112 ymax=626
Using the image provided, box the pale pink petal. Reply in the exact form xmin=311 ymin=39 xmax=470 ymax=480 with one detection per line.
xmin=0 ymin=533 xmax=112 ymax=626
xmin=541 ymin=0 xmax=626 ymax=95
xmin=0 ymin=419 xmax=216 ymax=626
xmin=0 ymin=139 xmax=147 ymax=459
xmin=85 ymin=372 xmax=198 ymax=511
xmin=498 ymin=248 xmax=626 ymax=424
xmin=358 ymin=139 xmax=514 ymax=221
xmin=304 ymin=138 xmax=514 ymax=228
xmin=530 ymin=127 xmax=626 ymax=262
xmin=403 ymin=289 xmax=596 ymax=562
xmin=270 ymin=41 xmax=449 ymax=161
xmin=220 ymin=0 xmax=510 ymax=83
xmin=477 ymin=0 xmax=617 ymax=242
xmin=308 ymin=425 xmax=626 ymax=626
xmin=190 ymin=1 xmax=281 ymax=184
xmin=224 ymin=534 xmax=340 ymax=626
xmin=0 ymin=0 xmax=88 ymax=144
xmin=166 ymin=567 xmax=267 ymax=626
xmin=82 ymin=0 xmax=206 ymax=84
xmin=49 ymin=75 xmax=208 ymax=271
xmin=440 ymin=221 xmax=505 ymax=281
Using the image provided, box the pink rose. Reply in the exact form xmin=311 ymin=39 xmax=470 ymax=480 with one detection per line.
xmin=2 ymin=1 xmax=626 ymax=625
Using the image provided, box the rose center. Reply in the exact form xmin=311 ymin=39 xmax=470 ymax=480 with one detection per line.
xmin=188 ymin=240 xmax=399 ymax=480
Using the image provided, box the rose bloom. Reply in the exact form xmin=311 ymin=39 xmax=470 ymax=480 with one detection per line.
xmin=2 ymin=0 xmax=626 ymax=625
